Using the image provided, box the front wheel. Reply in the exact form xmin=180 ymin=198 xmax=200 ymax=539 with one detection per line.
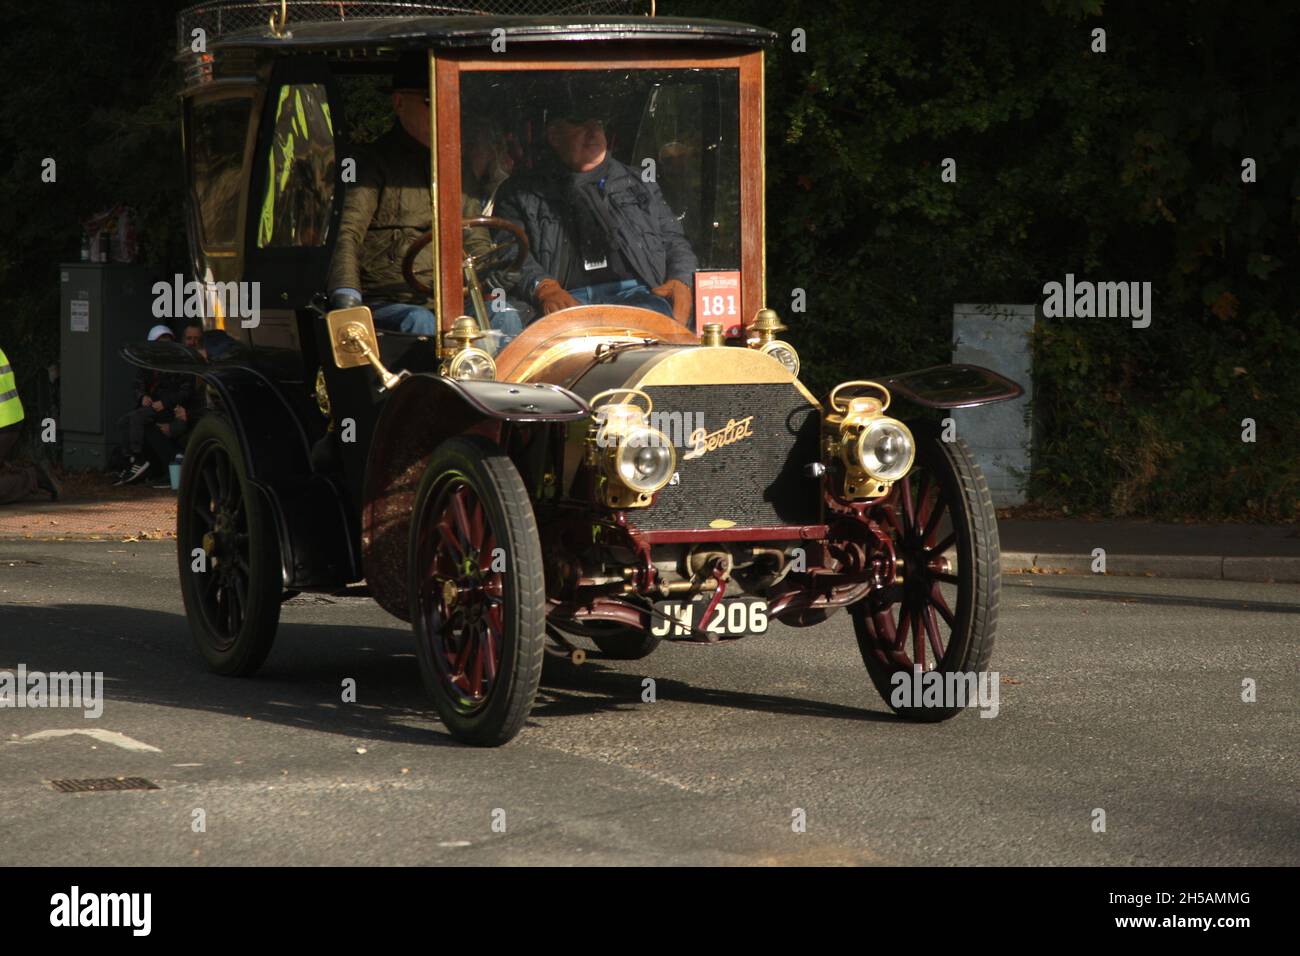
xmin=408 ymin=436 xmax=546 ymax=746
xmin=850 ymin=423 xmax=1000 ymax=721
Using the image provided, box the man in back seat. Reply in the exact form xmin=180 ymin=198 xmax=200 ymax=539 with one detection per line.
xmin=327 ymin=56 xmax=438 ymax=336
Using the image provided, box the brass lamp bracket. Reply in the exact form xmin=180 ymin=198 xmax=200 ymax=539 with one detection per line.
xmin=326 ymin=307 xmax=407 ymax=392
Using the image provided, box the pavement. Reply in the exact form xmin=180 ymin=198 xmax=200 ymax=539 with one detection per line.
xmin=997 ymin=518 xmax=1300 ymax=584
xmin=2 ymin=486 xmax=1298 ymax=581
xmin=0 ymin=540 xmax=1296 ymax=866
xmin=0 ymin=487 xmax=176 ymax=542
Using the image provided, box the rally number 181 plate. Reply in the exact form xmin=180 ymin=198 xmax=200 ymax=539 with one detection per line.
xmin=650 ymin=596 xmax=769 ymax=639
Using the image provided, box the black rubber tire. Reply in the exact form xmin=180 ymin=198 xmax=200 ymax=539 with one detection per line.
xmin=176 ymin=415 xmax=282 ymax=676
xmin=851 ymin=423 xmax=1000 ymax=721
xmin=408 ymin=436 xmax=546 ymax=746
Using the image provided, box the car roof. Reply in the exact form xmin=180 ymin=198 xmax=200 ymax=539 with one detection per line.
xmin=180 ymin=15 xmax=777 ymax=57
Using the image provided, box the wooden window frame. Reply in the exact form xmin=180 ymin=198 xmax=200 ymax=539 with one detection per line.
xmin=432 ymin=47 xmax=765 ymax=332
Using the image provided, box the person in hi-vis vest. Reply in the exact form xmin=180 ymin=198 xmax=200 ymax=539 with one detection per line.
xmin=0 ymin=346 xmax=60 ymax=503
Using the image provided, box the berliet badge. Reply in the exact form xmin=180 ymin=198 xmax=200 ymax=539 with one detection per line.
xmin=682 ymin=415 xmax=755 ymax=460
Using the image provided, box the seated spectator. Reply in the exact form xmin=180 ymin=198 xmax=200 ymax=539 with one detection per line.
xmin=113 ymin=325 xmax=195 ymax=485
xmin=139 ymin=321 xmax=207 ymax=471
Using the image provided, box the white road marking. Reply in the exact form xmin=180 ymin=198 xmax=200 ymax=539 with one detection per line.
xmin=9 ymin=729 xmax=162 ymax=752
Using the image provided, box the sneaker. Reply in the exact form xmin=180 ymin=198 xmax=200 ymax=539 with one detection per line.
xmin=34 ymin=461 xmax=61 ymax=500
xmin=114 ymin=457 xmax=150 ymax=486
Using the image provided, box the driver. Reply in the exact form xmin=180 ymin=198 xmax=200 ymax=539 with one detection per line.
xmin=492 ymin=84 xmax=698 ymax=328
xmin=327 ymin=57 xmax=439 ymax=336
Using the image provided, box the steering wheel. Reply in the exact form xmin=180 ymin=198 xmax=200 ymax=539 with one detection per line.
xmin=400 ymin=217 xmax=530 ymax=299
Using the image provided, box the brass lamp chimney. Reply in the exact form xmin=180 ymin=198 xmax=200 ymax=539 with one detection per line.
xmin=444 ymin=314 xmax=485 ymax=354
xmin=750 ymin=308 xmax=787 ymax=346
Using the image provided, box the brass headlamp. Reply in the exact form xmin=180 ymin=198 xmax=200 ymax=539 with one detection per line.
xmin=585 ymin=388 xmax=676 ymax=509
xmin=823 ymin=381 xmax=915 ymax=500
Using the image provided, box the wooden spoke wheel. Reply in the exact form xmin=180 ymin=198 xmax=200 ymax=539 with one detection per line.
xmin=851 ymin=423 xmax=1000 ymax=721
xmin=409 ymin=436 xmax=545 ymax=746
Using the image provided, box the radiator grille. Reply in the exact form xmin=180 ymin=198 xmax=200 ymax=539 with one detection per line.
xmin=635 ymin=383 xmax=821 ymax=531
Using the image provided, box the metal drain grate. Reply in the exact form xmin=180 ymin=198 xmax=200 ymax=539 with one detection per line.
xmin=48 ymin=777 xmax=160 ymax=793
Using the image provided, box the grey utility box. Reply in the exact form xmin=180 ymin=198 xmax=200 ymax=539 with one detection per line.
xmin=59 ymin=263 xmax=161 ymax=471
xmin=950 ymin=304 xmax=1035 ymax=507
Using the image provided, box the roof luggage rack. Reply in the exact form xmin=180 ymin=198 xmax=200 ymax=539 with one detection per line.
xmin=176 ymin=0 xmax=653 ymax=53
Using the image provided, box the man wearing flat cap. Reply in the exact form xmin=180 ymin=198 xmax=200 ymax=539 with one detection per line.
xmin=492 ymin=81 xmax=698 ymax=328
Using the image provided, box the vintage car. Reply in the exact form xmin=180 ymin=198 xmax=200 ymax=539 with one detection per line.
xmin=125 ymin=0 xmax=1022 ymax=745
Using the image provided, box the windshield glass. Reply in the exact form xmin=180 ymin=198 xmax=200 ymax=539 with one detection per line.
xmin=458 ymin=67 xmax=740 ymax=331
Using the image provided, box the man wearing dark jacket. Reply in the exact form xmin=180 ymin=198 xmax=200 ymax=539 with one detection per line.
xmin=493 ymin=98 xmax=698 ymax=329
xmin=327 ymin=58 xmax=438 ymax=335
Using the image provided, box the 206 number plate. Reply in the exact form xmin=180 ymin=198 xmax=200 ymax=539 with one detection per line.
xmin=651 ymin=596 xmax=769 ymax=639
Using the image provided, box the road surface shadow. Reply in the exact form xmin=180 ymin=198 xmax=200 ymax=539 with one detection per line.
xmin=0 ymin=603 xmax=897 ymax=747
xmin=536 ymin=653 xmax=897 ymax=723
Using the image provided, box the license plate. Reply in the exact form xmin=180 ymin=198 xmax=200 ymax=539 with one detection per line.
xmin=651 ymin=596 xmax=769 ymax=640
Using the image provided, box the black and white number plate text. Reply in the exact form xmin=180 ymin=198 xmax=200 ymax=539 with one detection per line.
xmin=651 ymin=596 xmax=769 ymax=639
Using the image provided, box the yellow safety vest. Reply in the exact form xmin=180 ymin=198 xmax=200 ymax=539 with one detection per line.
xmin=0 ymin=347 xmax=24 ymax=429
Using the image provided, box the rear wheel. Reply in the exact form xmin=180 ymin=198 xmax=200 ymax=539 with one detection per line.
xmin=850 ymin=424 xmax=999 ymax=721
xmin=409 ymin=436 xmax=546 ymax=746
xmin=177 ymin=415 xmax=282 ymax=676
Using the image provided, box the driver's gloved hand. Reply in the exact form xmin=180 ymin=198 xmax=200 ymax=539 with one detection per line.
xmin=330 ymin=288 xmax=364 ymax=311
xmin=534 ymin=278 xmax=578 ymax=315
xmin=651 ymin=279 xmax=693 ymax=326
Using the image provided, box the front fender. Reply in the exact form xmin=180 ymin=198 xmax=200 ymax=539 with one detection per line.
xmin=435 ymin=377 xmax=591 ymax=421
xmin=876 ymin=364 xmax=1024 ymax=409
xmin=361 ymin=373 xmax=589 ymax=622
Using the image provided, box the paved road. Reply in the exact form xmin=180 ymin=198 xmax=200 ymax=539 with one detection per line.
xmin=1 ymin=541 xmax=1296 ymax=866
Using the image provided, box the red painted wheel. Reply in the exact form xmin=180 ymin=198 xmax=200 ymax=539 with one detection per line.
xmin=851 ymin=423 xmax=1000 ymax=721
xmin=409 ymin=436 xmax=545 ymax=745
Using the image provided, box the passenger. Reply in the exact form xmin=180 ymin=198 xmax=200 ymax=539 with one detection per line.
xmin=462 ymin=117 xmax=514 ymax=216
xmin=461 ymin=117 xmax=527 ymax=352
xmin=327 ymin=56 xmax=439 ymax=336
xmin=492 ymin=89 xmax=698 ymax=328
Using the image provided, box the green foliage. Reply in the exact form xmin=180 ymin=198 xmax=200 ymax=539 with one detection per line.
xmin=673 ymin=0 xmax=1298 ymax=517
xmin=0 ymin=1 xmax=193 ymax=398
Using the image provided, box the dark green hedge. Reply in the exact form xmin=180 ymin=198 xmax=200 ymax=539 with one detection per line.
xmin=682 ymin=0 xmax=1298 ymax=518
